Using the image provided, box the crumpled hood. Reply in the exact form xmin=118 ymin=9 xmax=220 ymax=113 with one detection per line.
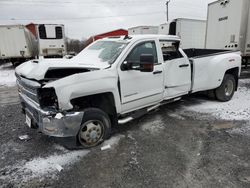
xmin=15 ymin=58 xmax=110 ymax=81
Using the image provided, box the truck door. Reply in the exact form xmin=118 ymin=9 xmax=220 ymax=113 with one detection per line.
xmin=118 ymin=40 xmax=164 ymax=113
xmin=161 ymin=40 xmax=191 ymax=99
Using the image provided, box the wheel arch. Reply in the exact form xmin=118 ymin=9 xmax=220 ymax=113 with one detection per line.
xmin=224 ymin=67 xmax=239 ymax=91
xmin=70 ymin=92 xmax=118 ymax=127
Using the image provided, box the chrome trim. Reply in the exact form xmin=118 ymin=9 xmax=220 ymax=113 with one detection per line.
xmin=17 ymin=81 xmax=37 ymax=96
xmin=16 ymin=74 xmax=41 ymax=88
xmin=124 ymin=93 xmax=138 ymax=98
xmin=147 ymin=104 xmax=160 ymax=112
xmin=19 ymin=91 xmax=40 ymax=107
xmin=19 ymin=93 xmax=54 ymax=116
xmin=122 ymin=92 xmax=162 ymax=105
xmin=118 ymin=117 xmax=133 ymax=124
xmin=118 ymin=104 xmax=160 ymax=124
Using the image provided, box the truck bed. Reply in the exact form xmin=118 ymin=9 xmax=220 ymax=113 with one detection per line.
xmin=183 ymin=48 xmax=231 ymax=58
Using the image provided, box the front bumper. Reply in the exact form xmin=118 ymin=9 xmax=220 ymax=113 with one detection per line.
xmin=19 ymin=93 xmax=84 ymax=137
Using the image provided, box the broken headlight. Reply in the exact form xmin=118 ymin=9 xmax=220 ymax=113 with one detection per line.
xmin=38 ymin=88 xmax=58 ymax=109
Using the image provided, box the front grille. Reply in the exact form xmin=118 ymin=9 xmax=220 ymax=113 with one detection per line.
xmin=16 ymin=74 xmax=41 ymax=104
xmin=16 ymin=74 xmax=42 ymax=125
xmin=24 ymin=100 xmax=40 ymax=124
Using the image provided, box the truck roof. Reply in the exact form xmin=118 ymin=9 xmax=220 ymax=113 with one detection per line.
xmin=101 ymin=34 xmax=180 ymax=42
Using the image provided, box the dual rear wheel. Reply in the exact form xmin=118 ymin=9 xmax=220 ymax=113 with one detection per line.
xmin=215 ymin=74 xmax=236 ymax=102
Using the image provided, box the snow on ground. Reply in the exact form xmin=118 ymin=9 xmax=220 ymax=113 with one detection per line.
xmin=21 ymin=135 xmax=124 ymax=177
xmin=141 ymin=115 xmax=165 ymax=134
xmin=181 ymin=79 xmax=250 ymax=121
xmin=23 ymin=150 xmax=89 ymax=176
xmin=0 ymin=146 xmax=90 ymax=184
xmin=0 ymin=134 xmax=125 ymax=184
xmin=102 ymin=134 xmax=125 ymax=148
xmin=168 ymin=113 xmax=185 ymax=120
xmin=228 ymin=122 xmax=250 ymax=137
xmin=0 ymin=63 xmax=16 ymax=87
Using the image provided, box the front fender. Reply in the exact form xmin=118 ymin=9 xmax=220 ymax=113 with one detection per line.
xmin=44 ymin=69 xmax=121 ymax=113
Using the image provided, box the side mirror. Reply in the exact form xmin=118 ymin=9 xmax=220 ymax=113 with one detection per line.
xmin=140 ymin=54 xmax=154 ymax=72
xmin=121 ymin=61 xmax=132 ymax=70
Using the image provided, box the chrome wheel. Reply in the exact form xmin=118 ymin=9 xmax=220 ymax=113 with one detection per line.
xmin=225 ymin=79 xmax=234 ymax=96
xmin=78 ymin=120 xmax=104 ymax=147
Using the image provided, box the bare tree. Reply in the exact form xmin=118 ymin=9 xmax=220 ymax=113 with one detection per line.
xmin=66 ymin=38 xmax=86 ymax=54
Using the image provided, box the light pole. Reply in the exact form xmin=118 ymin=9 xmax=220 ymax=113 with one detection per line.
xmin=166 ymin=0 xmax=171 ymax=22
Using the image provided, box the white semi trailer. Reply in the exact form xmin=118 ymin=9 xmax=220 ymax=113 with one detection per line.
xmin=0 ymin=24 xmax=66 ymax=65
xmin=129 ymin=18 xmax=206 ymax=49
xmin=26 ymin=23 xmax=66 ymax=58
xmin=128 ymin=26 xmax=159 ymax=35
xmin=161 ymin=18 xmax=207 ymax=49
xmin=205 ymin=0 xmax=250 ymax=66
xmin=0 ymin=25 xmax=37 ymax=65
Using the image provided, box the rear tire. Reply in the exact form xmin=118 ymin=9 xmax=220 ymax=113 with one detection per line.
xmin=77 ymin=108 xmax=111 ymax=148
xmin=215 ymin=74 xmax=236 ymax=102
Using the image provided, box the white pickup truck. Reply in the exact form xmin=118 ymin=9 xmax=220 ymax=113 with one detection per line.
xmin=15 ymin=35 xmax=241 ymax=148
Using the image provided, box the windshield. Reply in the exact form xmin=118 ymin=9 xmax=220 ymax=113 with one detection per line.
xmin=74 ymin=40 xmax=128 ymax=65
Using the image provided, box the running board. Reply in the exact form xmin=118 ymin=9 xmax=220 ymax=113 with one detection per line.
xmin=160 ymin=97 xmax=181 ymax=105
xmin=118 ymin=97 xmax=181 ymax=125
xmin=118 ymin=104 xmax=160 ymax=125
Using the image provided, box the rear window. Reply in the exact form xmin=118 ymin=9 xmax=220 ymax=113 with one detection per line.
xmin=160 ymin=40 xmax=183 ymax=61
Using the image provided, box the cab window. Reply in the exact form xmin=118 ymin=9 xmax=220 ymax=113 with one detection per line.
xmin=160 ymin=41 xmax=183 ymax=61
xmin=126 ymin=41 xmax=158 ymax=64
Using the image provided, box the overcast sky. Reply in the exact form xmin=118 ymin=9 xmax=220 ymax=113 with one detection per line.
xmin=0 ymin=0 xmax=215 ymax=39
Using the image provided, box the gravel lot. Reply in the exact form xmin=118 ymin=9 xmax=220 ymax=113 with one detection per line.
xmin=0 ymin=64 xmax=250 ymax=188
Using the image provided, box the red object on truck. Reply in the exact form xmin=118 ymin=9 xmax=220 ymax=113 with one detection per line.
xmin=84 ymin=29 xmax=128 ymax=48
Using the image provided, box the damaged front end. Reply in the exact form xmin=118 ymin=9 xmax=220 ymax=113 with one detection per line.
xmin=17 ymin=74 xmax=84 ymax=137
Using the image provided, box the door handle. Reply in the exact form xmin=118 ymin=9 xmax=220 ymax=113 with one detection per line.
xmin=179 ymin=64 xmax=189 ymax=68
xmin=153 ymin=70 xmax=163 ymax=75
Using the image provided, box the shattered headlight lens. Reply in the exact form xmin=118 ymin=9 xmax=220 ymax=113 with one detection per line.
xmin=38 ymin=88 xmax=58 ymax=109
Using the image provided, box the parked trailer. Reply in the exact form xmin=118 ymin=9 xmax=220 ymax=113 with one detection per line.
xmin=165 ymin=18 xmax=207 ymax=49
xmin=0 ymin=25 xmax=37 ymax=65
xmin=129 ymin=19 xmax=206 ymax=49
xmin=26 ymin=23 xmax=66 ymax=58
xmin=128 ymin=26 xmax=159 ymax=35
xmin=205 ymin=0 xmax=250 ymax=67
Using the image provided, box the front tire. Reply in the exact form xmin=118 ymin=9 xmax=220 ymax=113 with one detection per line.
xmin=77 ymin=108 xmax=111 ymax=148
xmin=215 ymin=74 xmax=236 ymax=102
